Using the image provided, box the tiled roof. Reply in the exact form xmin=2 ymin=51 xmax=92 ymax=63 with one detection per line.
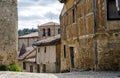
xmin=25 ymin=57 xmax=36 ymax=63
xmin=39 ymin=22 xmax=59 ymax=26
xmin=19 ymin=32 xmax=38 ymax=38
xmin=33 ymin=35 xmax=61 ymax=46
xmin=18 ymin=46 xmax=35 ymax=60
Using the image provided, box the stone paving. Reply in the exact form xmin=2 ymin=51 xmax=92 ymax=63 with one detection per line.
xmin=0 ymin=71 xmax=119 ymax=78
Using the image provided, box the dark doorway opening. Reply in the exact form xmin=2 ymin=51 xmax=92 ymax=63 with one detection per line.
xmin=70 ymin=47 xmax=75 ymax=68
xmin=43 ymin=64 xmax=46 ymax=72
xmin=30 ymin=65 xmax=33 ymax=72
xmin=37 ymin=64 xmax=40 ymax=73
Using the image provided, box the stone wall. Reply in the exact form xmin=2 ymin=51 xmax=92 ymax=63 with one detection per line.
xmin=0 ymin=0 xmax=18 ymax=65
xmin=18 ymin=37 xmax=38 ymax=51
xmin=38 ymin=25 xmax=60 ymax=40
xmin=60 ymin=0 xmax=120 ymax=71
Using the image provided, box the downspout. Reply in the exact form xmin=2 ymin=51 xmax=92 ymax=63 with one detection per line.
xmin=93 ymin=0 xmax=98 ymax=71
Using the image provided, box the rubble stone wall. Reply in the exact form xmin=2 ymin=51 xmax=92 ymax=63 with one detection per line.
xmin=0 ymin=0 xmax=18 ymax=65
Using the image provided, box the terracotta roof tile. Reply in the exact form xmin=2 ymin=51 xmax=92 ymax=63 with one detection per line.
xmin=39 ymin=22 xmax=59 ymax=26
xmin=33 ymin=35 xmax=61 ymax=46
xmin=19 ymin=32 xmax=38 ymax=38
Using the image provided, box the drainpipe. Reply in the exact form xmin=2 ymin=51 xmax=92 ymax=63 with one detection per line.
xmin=93 ymin=0 xmax=98 ymax=71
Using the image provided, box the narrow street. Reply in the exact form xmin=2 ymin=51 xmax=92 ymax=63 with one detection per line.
xmin=0 ymin=71 xmax=119 ymax=78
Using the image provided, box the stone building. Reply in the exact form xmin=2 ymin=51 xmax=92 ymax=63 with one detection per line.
xmin=0 ymin=0 xmax=18 ymax=65
xmin=18 ymin=32 xmax=38 ymax=72
xmin=18 ymin=32 xmax=38 ymax=51
xmin=38 ymin=22 xmax=60 ymax=40
xmin=59 ymin=0 xmax=120 ymax=71
xmin=32 ymin=22 xmax=61 ymax=73
xmin=18 ymin=46 xmax=37 ymax=73
xmin=33 ymin=35 xmax=61 ymax=73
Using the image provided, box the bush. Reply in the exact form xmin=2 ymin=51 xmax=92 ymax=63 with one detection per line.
xmin=0 ymin=64 xmax=22 ymax=72
xmin=8 ymin=64 xmax=23 ymax=72
xmin=0 ymin=65 xmax=9 ymax=71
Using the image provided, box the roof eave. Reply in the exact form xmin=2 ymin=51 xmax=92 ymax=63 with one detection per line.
xmin=58 ymin=0 xmax=66 ymax=3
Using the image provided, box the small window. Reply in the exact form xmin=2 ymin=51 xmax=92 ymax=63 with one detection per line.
xmin=23 ymin=62 xmax=26 ymax=70
xmin=64 ymin=45 xmax=66 ymax=58
xmin=58 ymin=28 xmax=60 ymax=34
xmin=38 ymin=48 xmax=40 ymax=53
xmin=42 ymin=29 xmax=46 ymax=36
xmin=72 ymin=9 xmax=75 ymax=23
xmin=107 ymin=0 xmax=120 ymax=20
xmin=44 ymin=47 xmax=46 ymax=53
xmin=47 ymin=28 xmax=51 ymax=36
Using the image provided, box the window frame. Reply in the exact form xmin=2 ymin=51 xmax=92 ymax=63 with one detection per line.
xmin=42 ymin=28 xmax=46 ymax=36
xmin=107 ymin=0 xmax=120 ymax=20
xmin=47 ymin=28 xmax=51 ymax=36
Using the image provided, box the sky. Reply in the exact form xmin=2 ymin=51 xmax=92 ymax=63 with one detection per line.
xmin=18 ymin=0 xmax=63 ymax=29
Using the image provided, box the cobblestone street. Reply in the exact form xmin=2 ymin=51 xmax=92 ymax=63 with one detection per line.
xmin=0 ymin=71 xmax=119 ymax=78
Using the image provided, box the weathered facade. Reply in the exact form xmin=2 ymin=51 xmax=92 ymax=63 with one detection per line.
xmin=32 ymin=22 xmax=61 ymax=73
xmin=59 ymin=0 xmax=120 ymax=71
xmin=0 ymin=0 xmax=18 ymax=65
xmin=38 ymin=22 xmax=60 ymax=40
xmin=18 ymin=46 xmax=37 ymax=72
xmin=33 ymin=35 xmax=61 ymax=73
xmin=18 ymin=32 xmax=38 ymax=51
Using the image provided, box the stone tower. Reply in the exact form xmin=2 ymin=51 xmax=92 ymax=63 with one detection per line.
xmin=0 ymin=0 xmax=18 ymax=65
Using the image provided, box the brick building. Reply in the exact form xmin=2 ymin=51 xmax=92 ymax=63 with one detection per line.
xmin=59 ymin=0 xmax=120 ymax=72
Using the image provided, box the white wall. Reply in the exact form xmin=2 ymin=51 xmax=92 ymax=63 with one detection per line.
xmin=36 ymin=45 xmax=56 ymax=64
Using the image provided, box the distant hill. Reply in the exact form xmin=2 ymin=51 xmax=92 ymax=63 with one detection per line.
xmin=18 ymin=28 xmax=38 ymax=36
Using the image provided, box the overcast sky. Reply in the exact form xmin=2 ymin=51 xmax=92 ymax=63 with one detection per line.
xmin=18 ymin=0 xmax=63 ymax=29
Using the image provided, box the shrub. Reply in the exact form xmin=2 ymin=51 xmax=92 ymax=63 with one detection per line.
xmin=8 ymin=64 xmax=23 ymax=72
xmin=0 ymin=65 xmax=9 ymax=71
xmin=0 ymin=64 xmax=23 ymax=72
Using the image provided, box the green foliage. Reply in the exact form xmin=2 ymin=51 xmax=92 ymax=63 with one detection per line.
xmin=18 ymin=28 xmax=38 ymax=36
xmin=0 ymin=64 xmax=23 ymax=72
xmin=8 ymin=64 xmax=23 ymax=72
xmin=0 ymin=65 xmax=9 ymax=71
xmin=83 ymin=68 xmax=91 ymax=71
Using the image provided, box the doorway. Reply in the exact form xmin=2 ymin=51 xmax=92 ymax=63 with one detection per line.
xmin=43 ymin=64 xmax=46 ymax=72
xmin=70 ymin=47 xmax=75 ymax=68
xmin=30 ymin=65 xmax=33 ymax=72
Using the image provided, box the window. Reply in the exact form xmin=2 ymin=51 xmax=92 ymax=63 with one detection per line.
xmin=64 ymin=45 xmax=66 ymax=58
xmin=44 ymin=47 xmax=46 ymax=53
xmin=58 ymin=28 xmax=60 ymax=34
xmin=38 ymin=48 xmax=40 ymax=53
xmin=42 ymin=29 xmax=46 ymax=36
xmin=47 ymin=28 xmax=51 ymax=36
xmin=23 ymin=62 xmax=26 ymax=70
xmin=72 ymin=9 xmax=75 ymax=23
xmin=107 ymin=0 xmax=120 ymax=20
